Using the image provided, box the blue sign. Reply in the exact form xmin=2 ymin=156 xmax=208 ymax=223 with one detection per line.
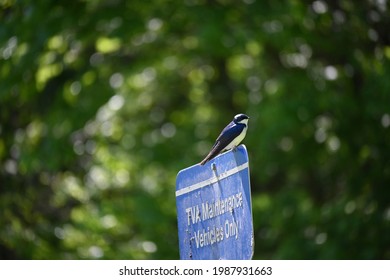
xmin=176 ymin=145 xmax=253 ymax=260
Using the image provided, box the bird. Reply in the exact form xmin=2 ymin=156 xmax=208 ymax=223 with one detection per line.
xmin=200 ymin=113 xmax=249 ymax=165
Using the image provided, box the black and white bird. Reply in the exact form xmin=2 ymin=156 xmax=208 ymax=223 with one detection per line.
xmin=200 ymin=113 xmax=249 ymax=165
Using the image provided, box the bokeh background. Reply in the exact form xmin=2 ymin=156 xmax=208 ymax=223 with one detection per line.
xmin=1 ymin=0 xmax=390 ymax=259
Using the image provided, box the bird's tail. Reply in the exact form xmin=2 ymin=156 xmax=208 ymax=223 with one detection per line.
xmin=199 ymin=148 xmax=219 ymax=165
xmin=199 ymin=157 xmax=209 ymax=165
xmin=199 ymin=142 xmax=223 ymax=165
xmin=200 ymin=150 xmax=214 ymax=165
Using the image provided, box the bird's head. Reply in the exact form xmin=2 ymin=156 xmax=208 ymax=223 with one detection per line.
xmin=233 ymin=113 xmax=249 ymax=125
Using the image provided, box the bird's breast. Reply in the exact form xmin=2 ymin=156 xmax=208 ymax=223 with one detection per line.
xmin=224 ymin=125 xmax=247 ymax=151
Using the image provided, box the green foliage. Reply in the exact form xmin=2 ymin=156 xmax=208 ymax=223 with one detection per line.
xmin=1 ymin=0 xmax=390 ymax=259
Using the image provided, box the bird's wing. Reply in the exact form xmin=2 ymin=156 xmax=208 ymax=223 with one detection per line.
xmin=214 ymin=123 xmax=245 ymax=150
xmin=200 ymin=124 xmax=244 ymax=165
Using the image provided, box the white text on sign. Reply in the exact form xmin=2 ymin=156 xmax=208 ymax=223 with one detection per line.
xmin=185 ymin=192 xmax=243 ymax=249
